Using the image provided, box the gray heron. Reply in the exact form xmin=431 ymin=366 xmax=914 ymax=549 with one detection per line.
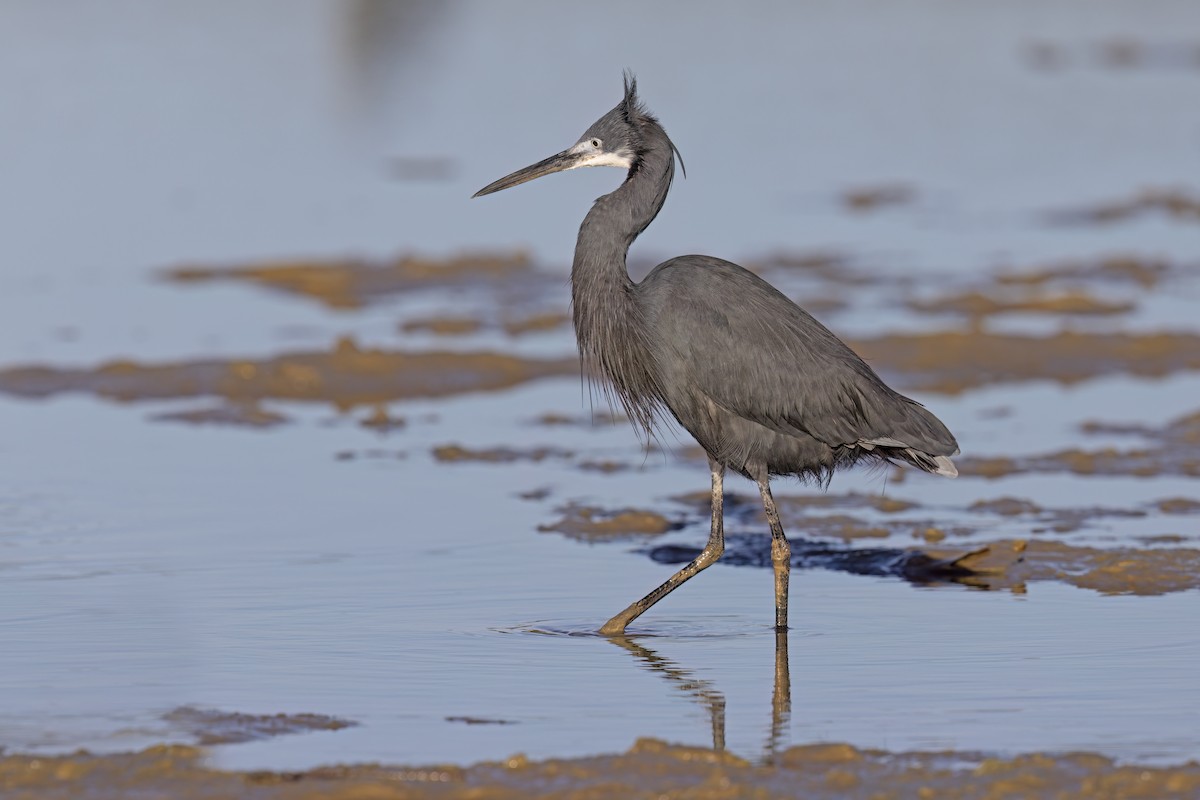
xmin=474 ymin=75 xmax=958 ymax=634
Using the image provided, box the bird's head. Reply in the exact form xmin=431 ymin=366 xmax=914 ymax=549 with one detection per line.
xmin=473 ymin=73 xmax=680 ymax=198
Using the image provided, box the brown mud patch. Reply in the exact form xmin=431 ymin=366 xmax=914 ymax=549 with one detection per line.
xmin=660 ymin=492 xmax=1199 ymax=592
xmin=988 ymin=540 xmax=1200 ymax=595
xmin=399 ymin=316 xmax=483 ymax=336
xmin=400 ymin=312 xmax=569 ymax=338
xmin=1157 ymin=497 xmax=1200 ymax=515
xmin=1045 ymin=188 xmax=1200 ymax=226
xmin=7 ymin=738 xmax=1196 ymax=800
xmin=994 ymin=255 xmax=1175 ymax=289
xmin=538 ymin=503 xmax=683 ymax=542
xmin=668 ymin=486 xmax=1028 ymax=579
xmin=23 ymin=325 xmax=1197 ymax=432
xmin=960 ymin=448 xmax=1200 ymax=479
xmin=673 ymin=488 xmax=1169 ymax=538
xmin=849 ymin=329 xmax=1200 ymax=394
xmin=432 ymin=444 xmax=634 ymax=474
xmin=653 ymin=534 xmax=1200 ymax=595
xmin=966 ymin=496 xmax=1148 ymax=533
xmin=1090 ymin=39 xmax=1200 ymax=70
xmin=648 ymin=531 xmax=1018 ymax=586
xmin=969 ymin=497 xmax=1042 ymax=516
xmin=162 ymin=244 xmax=863 ymax=326
xmin=661 ymin=491 xmax=932 ymax=540
xmin=749 ymin=250 xmax=877 ymax=287
xmin=432 ymin=444 xmax=571 ymax=464
xmin=901 ymin=254 xmax=1199 ymax=323
xmin=15 ymin=263 xmax=1200 ymax=413
xmin=576 ymin=458 xmax=634 ymax=473
xmin=533 ymin=410 xmax=628 ymax=427
xmin=1082 ymin=407 xmax=1200 ymax=444
xmin=359 ymin=404 xmax=407 ymax=432
xmin=841 ymin=183 xmax=914 ymax=212
xmin=165 ymin=251 xmax=539 ymax=310
xmin=0 ymin=337 xmax=577 ymax=412
xmin=672 ymin=490 xmax=925 ymax=541
xmin=162 ymin=247 xmax=1190 ymax=346
xmin=151 ymin=401 xmax=291 ymax=428
xmin=962 ymin=408 xmax=1200 ymax=479
xmin=334 ymin=448 xmax=406 ymax=462
xmin=502 ymin=312 xmax=571 ymax=336
xmin=909 ymin=290 xmax=1133 ymax=319
xmin=674 ymin=489 xmax=916 ymax=516
xmin=163 ymin=707 xmax=356 ymax=746
xmin=1027 ymin=39 xmax=1200 ymax=72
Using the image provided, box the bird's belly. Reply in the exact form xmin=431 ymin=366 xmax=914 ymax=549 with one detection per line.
xmin=669 ymin=396 xmax=834 ymax=482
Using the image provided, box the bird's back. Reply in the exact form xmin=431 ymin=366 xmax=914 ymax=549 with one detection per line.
xmin=635 ymin=255 xmax=958 ymax=481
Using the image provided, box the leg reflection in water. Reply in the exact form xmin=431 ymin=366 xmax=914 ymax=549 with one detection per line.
xmin=767 ymin=629 xmax=791 ymax=763
xmin=607 ymin=630 xmax=791 ymax=760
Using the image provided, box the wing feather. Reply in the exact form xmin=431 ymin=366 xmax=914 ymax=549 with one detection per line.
xmin=640 ymin=256 xmax=958 ymax=459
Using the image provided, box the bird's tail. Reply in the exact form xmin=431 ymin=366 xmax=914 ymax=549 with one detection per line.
xmin=857 ymin=437 xmax=958 ymax=477
xmin=857 ymin=396 xmax=959 ymax=478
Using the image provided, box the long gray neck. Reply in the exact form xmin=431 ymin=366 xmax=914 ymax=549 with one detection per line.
xmin=570 ymin=124 xmax=676 ymax=433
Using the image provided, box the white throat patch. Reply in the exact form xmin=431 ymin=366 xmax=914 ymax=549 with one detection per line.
xmin=568 ymin=142 xmax=634 ymax=170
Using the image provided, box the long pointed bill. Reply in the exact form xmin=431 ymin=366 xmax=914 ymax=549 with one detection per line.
xmin=472 ymin=149 xmax=584 ymax=197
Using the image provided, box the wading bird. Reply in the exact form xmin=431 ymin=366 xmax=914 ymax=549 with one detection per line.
xmin=474 ymin=75 xmax=958 ymax=634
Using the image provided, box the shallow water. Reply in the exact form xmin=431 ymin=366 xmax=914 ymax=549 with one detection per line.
xmin=2 ymin=378 xmax=1199 ymax=769
xmin=2 ymin=0 xmax=1200 ymax=782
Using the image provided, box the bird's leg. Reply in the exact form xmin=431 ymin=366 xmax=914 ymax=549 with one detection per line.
xmin=599 ymin=459 xmax=726 ymax=635
xmin=757 ymin=479 xmax=791 ymax=630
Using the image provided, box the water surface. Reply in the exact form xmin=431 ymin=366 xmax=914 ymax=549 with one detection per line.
xmin=1 ymin=0 xmax=1199 ymax=774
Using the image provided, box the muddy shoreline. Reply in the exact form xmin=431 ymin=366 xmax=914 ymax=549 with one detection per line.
xmin=3 ymin=738 xmax=1197 ymax=800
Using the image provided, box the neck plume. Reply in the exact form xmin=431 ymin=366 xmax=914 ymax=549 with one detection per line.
xmin=570 ymin=122 xmax=677 ymax=435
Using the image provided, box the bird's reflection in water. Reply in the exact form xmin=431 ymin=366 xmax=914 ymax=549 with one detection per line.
xmin=767 ymin=629 xmax=791 ymax=763
xmin=607 ymin=630 xmax=791 ymax=761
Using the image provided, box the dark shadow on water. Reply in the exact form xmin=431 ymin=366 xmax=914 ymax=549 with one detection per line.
xmin=502 ymin=535 xmax=1004 ymax=642
xmin=646 ymin=533 xmax=984 ymax=586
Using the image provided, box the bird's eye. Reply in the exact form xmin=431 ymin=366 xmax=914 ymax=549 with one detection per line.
xmin=589 ymin=138 xmax=602 ymax=148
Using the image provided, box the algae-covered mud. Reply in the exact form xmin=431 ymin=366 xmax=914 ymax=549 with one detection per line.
xmin=165 ymin=252 xmax=538 ymax=310
xmin=0 ymin=337 xmax=576 ymax=410
xmin=4 ymin=739 xmax=1199 ymax=800
xmin=3 ymin=3 xmax=1200 ymax=799
xmin=6 ymin=328 xmax=1199 ymax=407
xmin=163 ymin=708 xmax=358 ymax=746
